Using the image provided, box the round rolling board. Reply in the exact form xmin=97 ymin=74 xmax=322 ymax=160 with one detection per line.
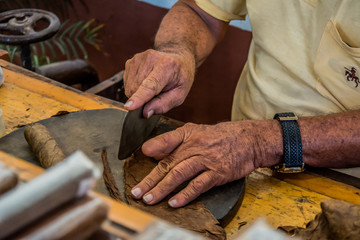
xmin=0 ymin=108 xmax=245 ymax=226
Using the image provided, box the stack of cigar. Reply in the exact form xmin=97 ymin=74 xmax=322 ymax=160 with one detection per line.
xmin=0 ymin=151 xmax=109 ymax=240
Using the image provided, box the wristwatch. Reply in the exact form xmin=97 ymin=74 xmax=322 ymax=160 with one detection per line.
xmin=273 ymin=112 xmax=304 ymax=173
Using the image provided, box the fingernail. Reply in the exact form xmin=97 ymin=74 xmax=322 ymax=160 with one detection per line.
xmin=168 ymin=199 xmax=177 ymax=208
xmin=147 ymin=110 xmax=154 ymax=118
xmin=143 ymin=194 xmax=153 ymax=203
xmin=131 ymin=187 xmax=141 ymax=197
xmin=124 ymin=100 xmax=133 ymax=108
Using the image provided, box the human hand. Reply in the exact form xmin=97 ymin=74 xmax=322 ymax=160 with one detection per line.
xmin=123 ymin=49 xmax=196 ymax=118
xmin=130 ymin=121 xmax=281 ymax=208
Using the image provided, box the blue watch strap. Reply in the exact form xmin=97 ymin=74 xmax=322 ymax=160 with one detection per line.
xmin=273 ymin=112 xmax=304 ymax=173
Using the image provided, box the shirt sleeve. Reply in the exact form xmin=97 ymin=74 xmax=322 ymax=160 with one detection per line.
xmin=194 ymin=0 xmax=247 ymax=22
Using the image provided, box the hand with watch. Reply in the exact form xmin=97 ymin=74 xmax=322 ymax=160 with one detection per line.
xmin=129 ymin=114 xmax=304 ymax=208
xmin=131 ymin=109 xmax=360 ymax=208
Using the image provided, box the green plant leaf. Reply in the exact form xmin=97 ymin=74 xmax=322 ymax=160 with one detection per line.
xmin=74 ymin=21 xmax=89 ymax=60
xmin=32 ymin=54 xmax=39 ymax=67
xmin=9 ymin=47 xmax=17 ymax=62
xmin=31 ymin=44 xmax=38 ymax=56
xmin=81 ymin=18 xmax=95 ymax=32
xmin=66 ymin=38 xmax=79 ymax=59
xmin=86 ymin=24 xmax=104 ymax=37
xmin=52 ymin=38 xmax=65 ymax=55
xmin=0 ymin=3 xmax=103 ymax=66
xmin=56 ymin=19 xmax=70 ymax=38
xmin=40 ymin=42 xmax=46 ymax=57
xmin=75 ymin=20 xmax=88 ymax=39
xmin=58 ymin=26 xmax=71 ymax=60
xmin=69 ymin=21 xmax=83 ymax=38
xmin=75 ymin=38 xmax=87 ymax=60
xmin=45 ymin=40 xmax=57 ymax=62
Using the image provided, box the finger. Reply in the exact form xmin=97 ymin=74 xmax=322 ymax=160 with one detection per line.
xmin=130 ymin=156 xmax=179 ymax=199
xmin=142 ymin=128 xmax=185 ymax=159
xmin=140 ymin=158 xmax=206 ymax=205
xmin=168 ymin=171 xmax=218 ymax=208
xmin=124 ymin=58 xmax=139 ymax=97
xmin=125 ymin=71 xmax=166 ymax=110
xmin=132 ymin=130 xmax=195 ymax=201
xmin=143 ymin=89 xmax=185 ymax=117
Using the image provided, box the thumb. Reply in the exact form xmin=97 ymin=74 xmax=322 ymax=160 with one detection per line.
xmin=142 ymin=128 xmax=184 ymax=159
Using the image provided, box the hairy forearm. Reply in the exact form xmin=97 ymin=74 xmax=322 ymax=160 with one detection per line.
xmin=299 ymin=110 xmax=360 ymax=168
xmin=154 ymin=0 xmax=227 ymax=67
xmin=255 ymin=110 xmax=360 ymax=169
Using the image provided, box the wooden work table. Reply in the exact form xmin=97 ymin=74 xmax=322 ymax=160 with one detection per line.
xmin=0 ymin=59 xmax=359 ymax=239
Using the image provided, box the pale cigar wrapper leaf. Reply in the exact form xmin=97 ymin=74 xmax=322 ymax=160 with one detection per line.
xmin=0 ymin=151 xmax=100 ymax=239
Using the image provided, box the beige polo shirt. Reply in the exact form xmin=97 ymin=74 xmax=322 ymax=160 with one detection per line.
xmin=195 ymin=0 xmax=360 ymax=120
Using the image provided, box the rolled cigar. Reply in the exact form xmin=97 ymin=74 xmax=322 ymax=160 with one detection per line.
xmin=0 ymin=162 xmax=18 ymax=195
xmin=0 ymin=151 xmax=100 ymax=239
xmin=24 ymin=123 xmax=66 ymax=168
xmin=11 ymin=194 xmax=109 ymax=240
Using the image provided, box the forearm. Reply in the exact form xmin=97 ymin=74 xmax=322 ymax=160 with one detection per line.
xmin=299 ymin=110 xmax=360 ymax=168
xmin=154 ymin=0 xmax=227 ymax=67
xmin=256 ymin=110 xmax=360 ymax=169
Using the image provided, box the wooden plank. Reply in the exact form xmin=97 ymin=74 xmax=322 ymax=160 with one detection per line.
xmin=0 ymin=50 xmax=10 ymax=62
xmin=0 ymin=81 xmax=80 ymax=134
xmin=255 ymin=168 xmax=360 ymax=204
xmin=225 ymin=171 xmax=328 ymax=238
xmin=225 ymin=168 xmax=360 ymax=238
xmin=274 ymin=171 xmax=360 ymax=204
xmin=0 ymin=60 xmax=127 ymax=135
xmin=0 ymin=60 xmax=125 ymax=111
xmin=0 ymin=151 xmax=43 ymax=182
xmin=0 ymin=151 xmax=156 ymax=234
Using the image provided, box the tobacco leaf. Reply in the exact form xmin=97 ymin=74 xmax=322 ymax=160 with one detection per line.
xmin=101 ymin=148 xmax=125 ymax=203
xmin=295 ymin=199 xmax=360 ymax=240
xmin=124 ymin=150 xmax=226 ymax=240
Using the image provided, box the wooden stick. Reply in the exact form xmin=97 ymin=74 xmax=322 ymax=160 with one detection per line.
xmin=24 ymin=123 xmax=66 ymax=168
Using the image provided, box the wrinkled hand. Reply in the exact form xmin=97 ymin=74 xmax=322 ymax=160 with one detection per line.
xmin=123 ymin=49 xmax=196 ymax=118
xmin=130 ymin=121 xmax=265 ymax=208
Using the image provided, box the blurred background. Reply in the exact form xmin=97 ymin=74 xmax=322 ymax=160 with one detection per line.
xmin=0 ymin=0 xmax=252 ymax=124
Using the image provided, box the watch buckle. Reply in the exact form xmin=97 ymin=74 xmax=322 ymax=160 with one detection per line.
xmin=277 ymin=116 xmax=298 ymax=121
xmin=273 ymin=163 xmax=305 ymax=173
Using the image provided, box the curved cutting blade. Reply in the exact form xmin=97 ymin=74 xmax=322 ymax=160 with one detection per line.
xmin=118 ymin=107 xmax=160 ymax=160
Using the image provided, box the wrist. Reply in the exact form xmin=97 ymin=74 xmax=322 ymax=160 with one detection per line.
xmin=251 ymin=119 xmax=284 ymax=168
xmin=155 ymin=41 xmax=195 ymax=58
xmin=155 ymin=44 xmax=197 ymax=69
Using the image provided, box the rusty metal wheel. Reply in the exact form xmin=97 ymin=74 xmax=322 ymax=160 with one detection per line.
xmin=0 ymin=9 xmax=60 ymax=45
